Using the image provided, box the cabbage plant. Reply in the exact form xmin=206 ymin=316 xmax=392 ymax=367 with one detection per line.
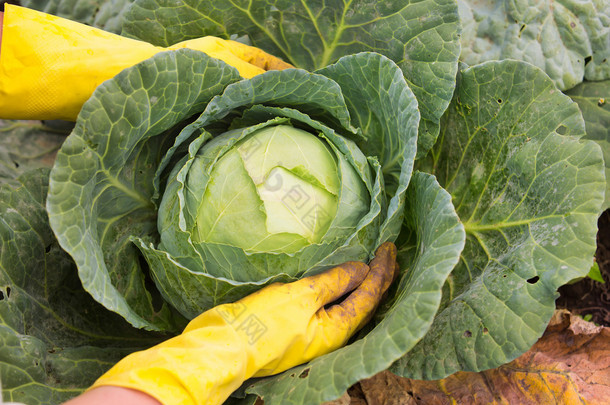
xmin=35 ymin=50 xmax=603 ymax=405
xmin=46 ymin=50 xmax=418 ymax=325
xmin=1 ymin=0 xmax=607 ymax=404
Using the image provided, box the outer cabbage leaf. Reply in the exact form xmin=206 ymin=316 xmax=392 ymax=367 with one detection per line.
xmin=133 ymin=239 xmax=298 ymax=320
xmin=393 ymin=60 xmax=605 ymax=379
xmin=20 ymin=0 xmax=134 ymax=33
xmin=46 ymin=49 xmax=241 ymax=330
xmin=566 ymin=80 xmax=610 ymax=209
xmin=122 ymin=0 xmax=461 ymax=158
xmin=458 ymin=0 xmax=610 ymax=90
xmin=243 ymin=172 xmax=464 ymax=404
xmin=316 ymin=53 xmax=419 ymax=244
xmin=0 ymin=169 xmax=164 ymax=404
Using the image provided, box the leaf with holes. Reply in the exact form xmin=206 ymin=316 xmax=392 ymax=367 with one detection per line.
xmin=393 ymin=60 xmax=604 ymax=379
xmin=0 ymin=119 xmax=69 ymax=186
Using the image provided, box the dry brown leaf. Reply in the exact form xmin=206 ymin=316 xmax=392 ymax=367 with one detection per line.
xmin=348 ymin=310 xmax=610 ymax=404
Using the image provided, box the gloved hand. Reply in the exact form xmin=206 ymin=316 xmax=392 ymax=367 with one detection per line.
xmin=0 ymin=4 xmax=292 ymax=121
xmin=87 ymin=243 xmax=398 ymax=405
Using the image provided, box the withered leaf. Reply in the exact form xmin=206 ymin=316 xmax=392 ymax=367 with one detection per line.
xmin=349 ymin=310 xmax=610 ymax=405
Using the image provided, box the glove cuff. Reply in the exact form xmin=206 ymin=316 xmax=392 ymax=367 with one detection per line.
xmin=92 ymin=319 xmax=250 ymax=405
xmin=0 ymin=4 xmax=158 ymax=120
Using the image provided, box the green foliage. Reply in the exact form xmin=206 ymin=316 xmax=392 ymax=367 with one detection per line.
xmin=566 ymin=80 xmax=610 ymax=209
xmin=2 ymin=1 xmax=609 ymax=403
xmin=393 ymin=61 xmax=603 ymax=379
xmin=458 ymin=0 xmax=610 ymax=91
xmin=587 ymin=262 xmax=605 ymax=283
xmin=0 ymin=120 xmax=69 ymax=184
xmin=0 ymin=169 xmax=166 ymax=404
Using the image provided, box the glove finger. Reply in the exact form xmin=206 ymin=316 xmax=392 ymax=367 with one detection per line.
xmin=295 ymin=261 xmax=370 ymax=307
xmin=225 ymin=39 xmax=294 ymax=71
xmin=324 ymin=242 xmax=398 ymax=332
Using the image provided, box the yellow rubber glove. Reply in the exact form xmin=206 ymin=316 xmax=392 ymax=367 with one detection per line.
xmin=0 ymin=4 xmax=292 ymax=121
xmin=89 ymin=243 xmax=398 ymax=405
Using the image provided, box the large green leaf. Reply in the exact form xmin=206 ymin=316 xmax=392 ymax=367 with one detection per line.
xmin=20 ymin=0 xmax=134 ymax=33
xmin=123 ymin=0 xmax=461 ymax=158
xmin=458 ymin=0 xmax=610 ymax=90
xmin=566 ymin=80 xmax=610 ymax=209
xmin=393 ymin=60 xmax=604 ymax=379
xmin=0 ymin=169 xmax=164 ymax=404
xmin=46 ymin=49 xmax=241 ymax=330
xmin=244 ymin=172 xmax=465 ymax=404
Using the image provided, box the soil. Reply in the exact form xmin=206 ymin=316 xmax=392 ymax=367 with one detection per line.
xmin=557 ymin=209 xmax=610 ymax=327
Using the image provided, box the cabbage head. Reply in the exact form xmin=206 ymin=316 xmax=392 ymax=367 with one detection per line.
xmin=46 ymin=50 xmax=419 ymax=327
xmin=163 ymin=124 xmax=369 ymax=256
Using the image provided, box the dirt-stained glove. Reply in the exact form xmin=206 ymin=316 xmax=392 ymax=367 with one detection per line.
xmin=0 ymin=4 xmax=292 ymax=121
xmin=90 ymin=243 xmax=398 ymax=405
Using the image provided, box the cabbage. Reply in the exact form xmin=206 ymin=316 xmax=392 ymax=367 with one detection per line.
xmin=1 ymin=0 xmax=607 ymax=403
xmin=161 ymin=124 xmax=368 ymax=256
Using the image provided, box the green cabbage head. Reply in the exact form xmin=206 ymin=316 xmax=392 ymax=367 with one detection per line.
xmin=46 ymin=49 xmax=419 ymax=328
xmin=163 ymin=124 xmax=368 ymax=255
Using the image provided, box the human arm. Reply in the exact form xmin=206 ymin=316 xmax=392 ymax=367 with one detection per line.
xmin=63 ymin=243 xmax=398 ymax=405
xmin=62 ymin=386 xmax=161 ymax=405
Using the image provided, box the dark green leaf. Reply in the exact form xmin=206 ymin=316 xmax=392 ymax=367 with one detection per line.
xmin=134 ymin=238 xmax=297 ymax=319
xmin=0 ymin=169 xmax=164 ymax=404
xmin=0 ymin=120 xmax=68 ymax=186
xmin=46 ymin=49 xmax=240 ymax=330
